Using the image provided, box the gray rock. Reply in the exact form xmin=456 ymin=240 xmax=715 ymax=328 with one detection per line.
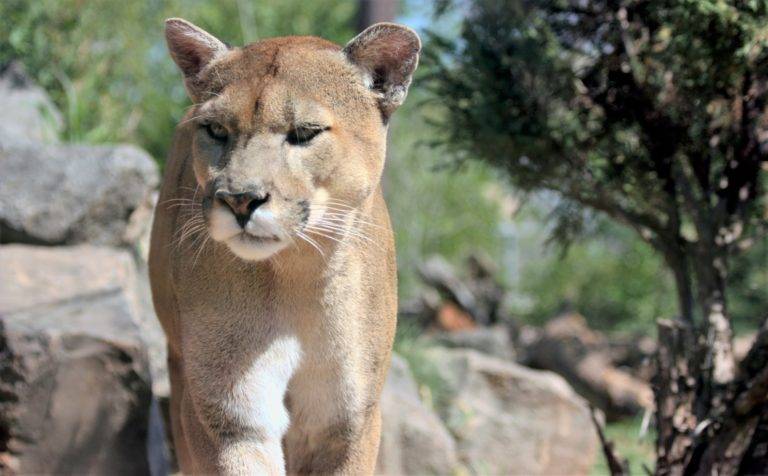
xmin=0 ymin=62 xmax=62 ymax=145
xmin=0 ymin=244 xmax=169 ymax=475
xmin=377 ymin=354 xmax=458 ymax=475
xmin=429 ymin=324 xmax=515 ymax=360
xmin=0 ymin=242 xmax=168 ymax=395
xmin=0 ymin=142 xmax=158 ymax=246
xmin=425 ymin=348 xmax=598 ymax=476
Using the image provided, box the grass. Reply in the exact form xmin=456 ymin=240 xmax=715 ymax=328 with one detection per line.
xmin=392 ymin=321 xmax=451 ymax=414
xmin=591 ymin=415 xmax=656 ymax=475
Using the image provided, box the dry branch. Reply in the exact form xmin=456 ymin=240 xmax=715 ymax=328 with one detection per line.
xmin=589 ymin=405 xmax=630 ymax=476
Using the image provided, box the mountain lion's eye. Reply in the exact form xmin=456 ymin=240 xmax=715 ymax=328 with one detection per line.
xmin=286 ymin=125 xmax=329 ymax=146
xmin=203 ymin=122 xmax=228 ymax=142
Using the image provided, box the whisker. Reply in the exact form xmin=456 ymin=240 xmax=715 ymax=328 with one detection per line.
xmin=316 ymin=214 xmax=388 ymax=231
xmin=173 ymin=222 xmax=202 ymax=242
xmin=173 ymin=218 xmax=207 ymax=248
xmin=191 ymin=233 xmax=210 ymax=268
xmin=306 ymin=223 xmax=382 ymax=250
xmin=310 ymin=205 xmax=357 ymax=213
xmin=178 ymin=114 xmax=211 ymax=126
xmin=165 ymin=202 xmax=202 ymax=211
xmin=174 ymin=214 xmax=204 ymax=231
xmin=324 ymin=198 xmax=356 ymax=206
xmin=306 ymin=223 xmax=378 ymax=245
xmin=312 ymin=200 xmax=355 ymax=207
xmin=303 ymin=228 xmax=347 ymax=247
xmin=162 ymin=197 xmax=198 ymax=204
xmin=175 ymin=228 xmax=206 ymax=250
xmin=310 ymin=221 xmax=373 ymax=237
xmin=296 ymin=230 xmax=326 ymax=258
xmin=309 ymin=206 xmax=389 ymax=230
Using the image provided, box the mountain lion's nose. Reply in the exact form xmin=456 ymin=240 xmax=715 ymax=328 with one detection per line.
xmin=215 ymin=190 xmax=270 ymax=228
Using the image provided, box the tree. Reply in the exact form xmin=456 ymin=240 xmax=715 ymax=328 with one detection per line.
xmin=426 ymin=0 xmax=768 ymax=473
xmin=356 ymin=0 xmax=397 ymax=31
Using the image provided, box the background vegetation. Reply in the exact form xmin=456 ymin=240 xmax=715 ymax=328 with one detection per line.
xmin=0 ymin=0 xmax=356 ymax=158
xmin=7 ymin=0 xmax=766 ymax=471
xmin=424 ymin=0 xmax=768 ymax=471
xmin=0 ymin=0 xmax=714 ymax=337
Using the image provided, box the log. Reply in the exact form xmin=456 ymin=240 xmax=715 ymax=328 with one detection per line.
xmin=522 ymin=313 xmax=653 ymax=420
xmin=417 ymin=256 xmax=481 ymax=322
xmin=416 ymin=254 xmax=506 ymax=327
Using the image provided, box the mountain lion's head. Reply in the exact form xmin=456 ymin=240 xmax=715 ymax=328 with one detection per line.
xmin=165 ymin=18 xmax=420 ymax=261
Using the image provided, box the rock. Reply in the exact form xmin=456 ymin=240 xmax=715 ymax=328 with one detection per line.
xmin=0 ymin=62 xmax=62 ymax=145
xmin=0 ymin=62 xmax=159 ymax=247
xmin=425 ymin=348 xmax=598 ymax=475
xmin=0 ymin=142 xmax=158 ymax=246
xmin=377 ymin=355 xmax=458 ymax=475
xmin=0 ymin=244 xmax=169 ymax=474
xmin=429 ymin=324 xmax=515 ymax=360
xmin=0 ymin=243 xmax=168 ymax=396
xmin=0 ymin=332 xmax=160 ymax=475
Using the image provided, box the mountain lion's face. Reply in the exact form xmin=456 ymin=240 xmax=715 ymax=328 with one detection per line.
xmin=166 ymin=20 xmax=419 ymax=261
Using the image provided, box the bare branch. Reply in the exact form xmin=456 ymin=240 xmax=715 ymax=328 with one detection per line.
xmin=589 ymin=405 xmax=629 ymax=476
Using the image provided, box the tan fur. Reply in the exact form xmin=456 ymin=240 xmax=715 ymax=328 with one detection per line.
xmin=149 ymin=19 xmax=419 ymax=475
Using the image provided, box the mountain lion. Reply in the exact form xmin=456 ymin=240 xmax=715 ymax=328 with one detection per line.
xmin=149 ymin=17 xmax=419 ymax=475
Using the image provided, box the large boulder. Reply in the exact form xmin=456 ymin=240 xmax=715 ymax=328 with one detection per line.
xmin=0 ymin=62 xmax=62 ymax=145
xmin=377 ymin=355 xmax=458 ymax=475
xmin=0 ymin=62 xmax=158 ymax=248
xmin=0 ymin=142 xmax=158 ymax=246
xmin=425 ymin=348 xmax=598 ymax=475
xmin=0 ymin=244 xmax=168 ymax=475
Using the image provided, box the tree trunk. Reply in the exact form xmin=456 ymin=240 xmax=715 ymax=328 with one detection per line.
xmin=691 ymin=245 xmax=737 ymax=427
xmin=649 ymin=228 xmax=768 ymax=475
xmin=654 ymin=310 xmax=768 ymax=475
xmin=356 ymin=0 xmax=397 ymax=32
xmin=654 ymin=320 xmax=698 ymax=475
xmin=663 ymin=248 xmax=695 ymax=325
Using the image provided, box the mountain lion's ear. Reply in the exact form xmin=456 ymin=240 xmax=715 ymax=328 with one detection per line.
xmin=343 ymin=23 xmax=421 ymax=120
xmin=165 ymin=18 xmax=228 ymax=100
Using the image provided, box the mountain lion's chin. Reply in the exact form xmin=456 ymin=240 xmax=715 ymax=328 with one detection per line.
xmin=225 ymin=234 xmax=287 ymax=261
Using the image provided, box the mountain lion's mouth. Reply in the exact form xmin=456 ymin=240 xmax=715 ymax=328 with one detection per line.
xmin=239 ymin=232 xmax=281 ymax=244
xmin=223 ymin=231 xmax=287 ymax=261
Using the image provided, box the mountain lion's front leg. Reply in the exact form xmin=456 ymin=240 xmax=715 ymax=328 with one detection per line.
xmin=283 ymin=346 xmax=389 ymax=475
xmin=181 ymin=331 xmax=302 ymax=475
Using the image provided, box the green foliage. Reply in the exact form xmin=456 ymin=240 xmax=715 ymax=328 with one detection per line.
xmin=591 ymin=416 xmax=655 ymax=475
xmin=392 ymin=321 xmax=450 ymax=413
xmin=516 ymin=212 xmax=677 ymax=333
xmin=5 ymin=0 xmax=757 ymax=337
xmin=0 ymin=0 xmax=508 ymax=311
xmin=385 ymin=90 xmax=508 ymax=299
xmin=426 ymin=0 xmax=768 ymax=324
xmin=0 ymin=0 xmax=355 ymax=160
xmin=728 ymin=236 xmax=768 ymax=331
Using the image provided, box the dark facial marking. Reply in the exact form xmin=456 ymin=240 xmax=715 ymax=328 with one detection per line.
xmin=299 ymin=200 xmax=310 ymax=223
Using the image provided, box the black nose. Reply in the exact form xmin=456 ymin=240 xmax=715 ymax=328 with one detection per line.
xmin=215 ymin=190 xmax=270 ymax=228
